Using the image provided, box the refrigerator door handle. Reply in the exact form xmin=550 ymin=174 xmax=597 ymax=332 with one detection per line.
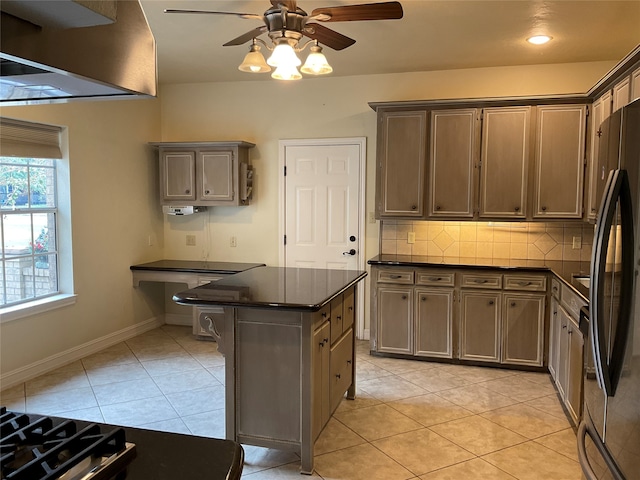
xmin=590 ymin=169 xmax=634 ymax=397
xmin=577 ymin=420 xmax=600 ymax=480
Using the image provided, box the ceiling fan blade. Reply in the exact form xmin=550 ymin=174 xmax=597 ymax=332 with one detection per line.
xmin=223 ymin=26 xmax=268 ymax=46
xmin=164 ymin=9 xmax=262 ymax=20
xmin=270 ymin=0 xmax=298 ymax=10
xmin=304 ymin=23 xmax=356 ymax=51
xmin=310 ymin=1 xmax=403 ymax=22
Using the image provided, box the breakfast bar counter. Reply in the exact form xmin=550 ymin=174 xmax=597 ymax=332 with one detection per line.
xmin=173 ymin=267 xmax=367 ymax=475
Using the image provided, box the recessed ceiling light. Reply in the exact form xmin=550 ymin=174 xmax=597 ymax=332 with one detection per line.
xmin=527 ymin=35 xmax=552 ymax=45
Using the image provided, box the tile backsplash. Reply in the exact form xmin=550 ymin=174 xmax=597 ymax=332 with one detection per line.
xmin=381 ymin=220 xmax=594 ymax=262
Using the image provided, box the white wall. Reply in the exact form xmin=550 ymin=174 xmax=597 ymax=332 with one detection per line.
xmin=0 ymin=98 xmax=164 ymax=379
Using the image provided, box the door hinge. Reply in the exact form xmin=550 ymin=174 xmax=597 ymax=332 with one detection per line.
xmin=284 ymin=165 xmax=287 ymax=176
xmin=284 ymin=234 xmax=287 ymax=245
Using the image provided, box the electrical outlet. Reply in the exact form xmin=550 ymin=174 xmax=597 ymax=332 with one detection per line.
xmin=407 ymin=232 xmax=416 ymax=244
xmin=186 ymin=234 xmax=196 ymax=246
xmin=572 ymin=236 xmax=582 ymax=249
xmin=147 ymin=234 xmax=156 ymax=247
xmin=230 ymin=236 xmax=237 ymax=247
xmin=368 ymin=212 xmax=376 ymax=224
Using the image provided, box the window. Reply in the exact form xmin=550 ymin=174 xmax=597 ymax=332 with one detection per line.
xmin=0 ymin=117 xmax=69 ymax=313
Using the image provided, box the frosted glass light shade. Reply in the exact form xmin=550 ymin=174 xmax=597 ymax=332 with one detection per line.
xmin=267 ymin=42 xmax=301 ymax=67
xmin=527 ymin=35 xmax=552 ymax=45
xmin=300 ymin=46 xmax=332 ymax=75
xmin=238 ymin=44 xmax=271 ymax=73
xmin=271 ymin=65 xmax=302 ymax=80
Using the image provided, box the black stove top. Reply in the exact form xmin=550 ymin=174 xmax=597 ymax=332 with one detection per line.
xmin=0 ymin=408 xmax=243 ymax=480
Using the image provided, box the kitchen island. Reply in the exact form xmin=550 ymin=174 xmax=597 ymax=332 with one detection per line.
xmin=173 ymin=266 xmax=367 ymax=475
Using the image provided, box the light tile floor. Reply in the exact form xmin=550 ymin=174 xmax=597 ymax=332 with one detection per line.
xmin=0 ymin=325 xmax=583 ymax=479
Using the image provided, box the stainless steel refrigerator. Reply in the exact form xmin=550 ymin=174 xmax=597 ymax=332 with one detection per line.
xmin=578 ymin=98 xmax=640 ymax=480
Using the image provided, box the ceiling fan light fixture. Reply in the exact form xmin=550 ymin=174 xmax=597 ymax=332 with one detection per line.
xmin=527 ymin=35 xmax=552 ymax=45
xmin=300 ymin=44 xmax=333 ymax=75
xmin=238 ymin=42 xmax=271 ymax=73
xmin=271 ymin=64 xmax=303 ymax=81
xmin=267 ymin=40 xmax=302 ymax=68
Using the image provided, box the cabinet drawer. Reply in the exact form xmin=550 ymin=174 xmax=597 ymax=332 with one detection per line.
xmin=561 ymin=284 xmax=586 ymax=319
xmin=342 ymin=287 xmax=355 ymax=334
xmin=504 ymin=274 xmax=547 ymax=292
xmin=330 ymin=329 xmax=354 ymax=412
xmin=376 ymin=269 xmax=414 ymax=284
xmin=415 ymin=271 xmax=455 ymax=287
xmin=551 ymin=277 xmax=561 ymax=300
xmin=461 ymin=273 xmax=502 ymax=289
xmin=330 ymin=295 xmax=344 ymax=345
xmin=313 ymin=304 xmax=331 ymax=329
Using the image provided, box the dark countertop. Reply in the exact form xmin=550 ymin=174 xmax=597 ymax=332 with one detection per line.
xmin=173 ymin=266 xmax=367 ymax=311
xmin=130 ymin=260 xmax=265 ymax=274
xmin=368 ymin=254 xmax=590 ymax=301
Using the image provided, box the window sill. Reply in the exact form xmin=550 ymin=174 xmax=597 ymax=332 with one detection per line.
xmin=0 ymin=294 xmax=77 ymax=323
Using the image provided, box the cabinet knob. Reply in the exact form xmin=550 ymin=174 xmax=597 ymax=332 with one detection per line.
xmin=336 ymin=373 xmax=341 ymax=379
xmin=185 ymin=189 xmax=190 ymax=194
xmin=205 ymin=190 xmax=210 ymax=194
xmin=511 ymin=302 xmax=516 ymax=307
xmin=541 ymin=206 xmax=547 ymax=211
xmin=347 ymin=360 xmax=352 ymax=365
xmin=436 ymin=205 xmax=441 ymax=210
xmin=421 ymin=296 xmax=427 ymax=301
xmin=337 ymin=315 xmax=342 ymax=320
xmin=514 ymin=206 xmax=520 ymax=212
xmin=401 ymin=295 xmax=407 ymax=300
xmin=411 ymin=205 xmax=417 ymax=210
xmin=322 ymin=312 xmax=328 ymax=318
xmin=488 ymin=300 xmax=494 ymax=305
xmin=348 ymin=306 xmax=353 ymax=311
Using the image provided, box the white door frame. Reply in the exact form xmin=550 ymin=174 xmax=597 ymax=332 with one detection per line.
xmin=278 ymin=137 xmax=367 ymax=339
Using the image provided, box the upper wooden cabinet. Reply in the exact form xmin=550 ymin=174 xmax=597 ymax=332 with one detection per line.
xmin=479 ymin=106 xmax=531 ymax=219
xmin=587 ymin=91 xmax=613 ymax=220
xmin=376 ymin=110 xmax=428 ymax=218
xmin=613 ymin=75 xmax=631 ymax=112
xmin=428 ymin=109 xmax=479 ymax=218
xmin=152 ymin=141 xmax=255 ymax=207
xmin=532 ymin=105 xmax=587 ymax=219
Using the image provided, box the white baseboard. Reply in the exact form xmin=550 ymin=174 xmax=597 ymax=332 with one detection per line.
xmin=164 ymin=313 xmax=191 ymax=326
xmin=0 ymin=316 xmax=164 ymax=390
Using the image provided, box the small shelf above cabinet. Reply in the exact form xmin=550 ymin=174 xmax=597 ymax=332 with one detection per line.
xmin=151 ymin=141 xmax=255 ymax=207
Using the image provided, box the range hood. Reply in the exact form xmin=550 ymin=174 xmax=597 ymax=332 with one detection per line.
xmin=0 ymin=0 xmax=156 ymax=105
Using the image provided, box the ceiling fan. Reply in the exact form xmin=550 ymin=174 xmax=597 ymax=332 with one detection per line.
xmin=164 ymin=1 xmax=404 ymax=79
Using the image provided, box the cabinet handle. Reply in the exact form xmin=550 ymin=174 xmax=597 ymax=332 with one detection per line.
xmin=390 ymin=274 xmax=403 ymax=279
xmin=428 ymin=277 xmax=442 ymax=281
xmin=337 ymin=315 xmax=342 ymax=320
xmin=347 ymin=360 xmax=352 ymax=365
xmin=474 ymin=279 xmax=488 ymax=284
xmin=562 ymin=325 xmax=567 ymax=329
xmin=336 ymin=373 xmax=341 ymax=379
xmin=348 ymin=306 xmax=353 ymax=311
xmin=319 ymin=339 xmax=328 ymax=347
xmin=322 ymin=312 xmax=328 ymax=318
xmin=488 ymin=300 xmax=494 ymax=305
xmin=518 ymin=281 xmax=532 ymax=286
xmin=411 ymin=205 xmax=417 ymax=210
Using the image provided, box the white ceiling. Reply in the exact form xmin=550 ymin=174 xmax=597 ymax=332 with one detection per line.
xmin=139 ymin=0 xmax=640 ymax=85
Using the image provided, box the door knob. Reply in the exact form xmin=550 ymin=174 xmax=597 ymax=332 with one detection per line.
xmin=343 ymin=249 xmax=356 ymax=256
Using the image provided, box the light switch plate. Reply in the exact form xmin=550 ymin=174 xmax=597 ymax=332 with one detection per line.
xmin=408 ymin=232 xmax=416 ymax=244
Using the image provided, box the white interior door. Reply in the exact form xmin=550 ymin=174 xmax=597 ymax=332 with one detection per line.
xmin=279 ymin=138 xmax=366 ymax=335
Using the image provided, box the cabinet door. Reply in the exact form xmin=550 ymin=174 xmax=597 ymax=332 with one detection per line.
xmin=502 ymin=293 xmax=545 ymax=366
xmin=199 ymin=150 xmax=234 ymax=202
xmin=428 ymin=109 xmax=479 ymax=218
xmin=548 ymin=297 xmax=560 ymax=380
xmin=479 ymin=107 xmax=530 ymax=218
xmin=556 ymin=305 xmax=570 ymax=399
xmin=329 ymin=328 xmax=353 ymax=413
xmin=587 ymin=91 xmax=613 ymax=220
xmin=376 ymin=286 xmax=413 ymax=354
xmin=632 ymin=66 xmax=640 ymax=103
xmin=342 ymin=287 xmax=355 ymax=334
xmin=330 ymin=294 xmax=343 ymax=345
xmin=613 ymin=75 xmax=631 ymax=112
xmin=313 ymin=321 xmax=330 ymax=440
xmin=533 ymin=105 xmax=587 ymax=218
xmin=566 ymin=320 xmax=584 ymax=424
xmin=376 ymin=110 xmax=427 ymax=218
xmin=459 ymin=291 xmax=501 ymax=363
xmin=415 ymin=288 xmax=453 ymax=358
xmin=160 ymin=151 xmax=196 ymax=201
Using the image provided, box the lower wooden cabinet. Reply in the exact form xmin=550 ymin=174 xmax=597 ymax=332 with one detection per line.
xmin=330 ymin=329 xmax=354 ymax=412
xmin=459 ymin=291 xmax=501 ymax=363
xmin=371 ymin=265 xmax=547 ymax=369
xmin=415 ymin=288 xmax=453 ymax=358
xmin=312 ymin=321 xmax=330 ymax=439
xmin=502 ymin=293 xmax=545 ymax=366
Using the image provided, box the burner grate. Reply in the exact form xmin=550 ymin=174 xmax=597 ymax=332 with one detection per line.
xmin=0 ymin=407 xmax=136 ymax=480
